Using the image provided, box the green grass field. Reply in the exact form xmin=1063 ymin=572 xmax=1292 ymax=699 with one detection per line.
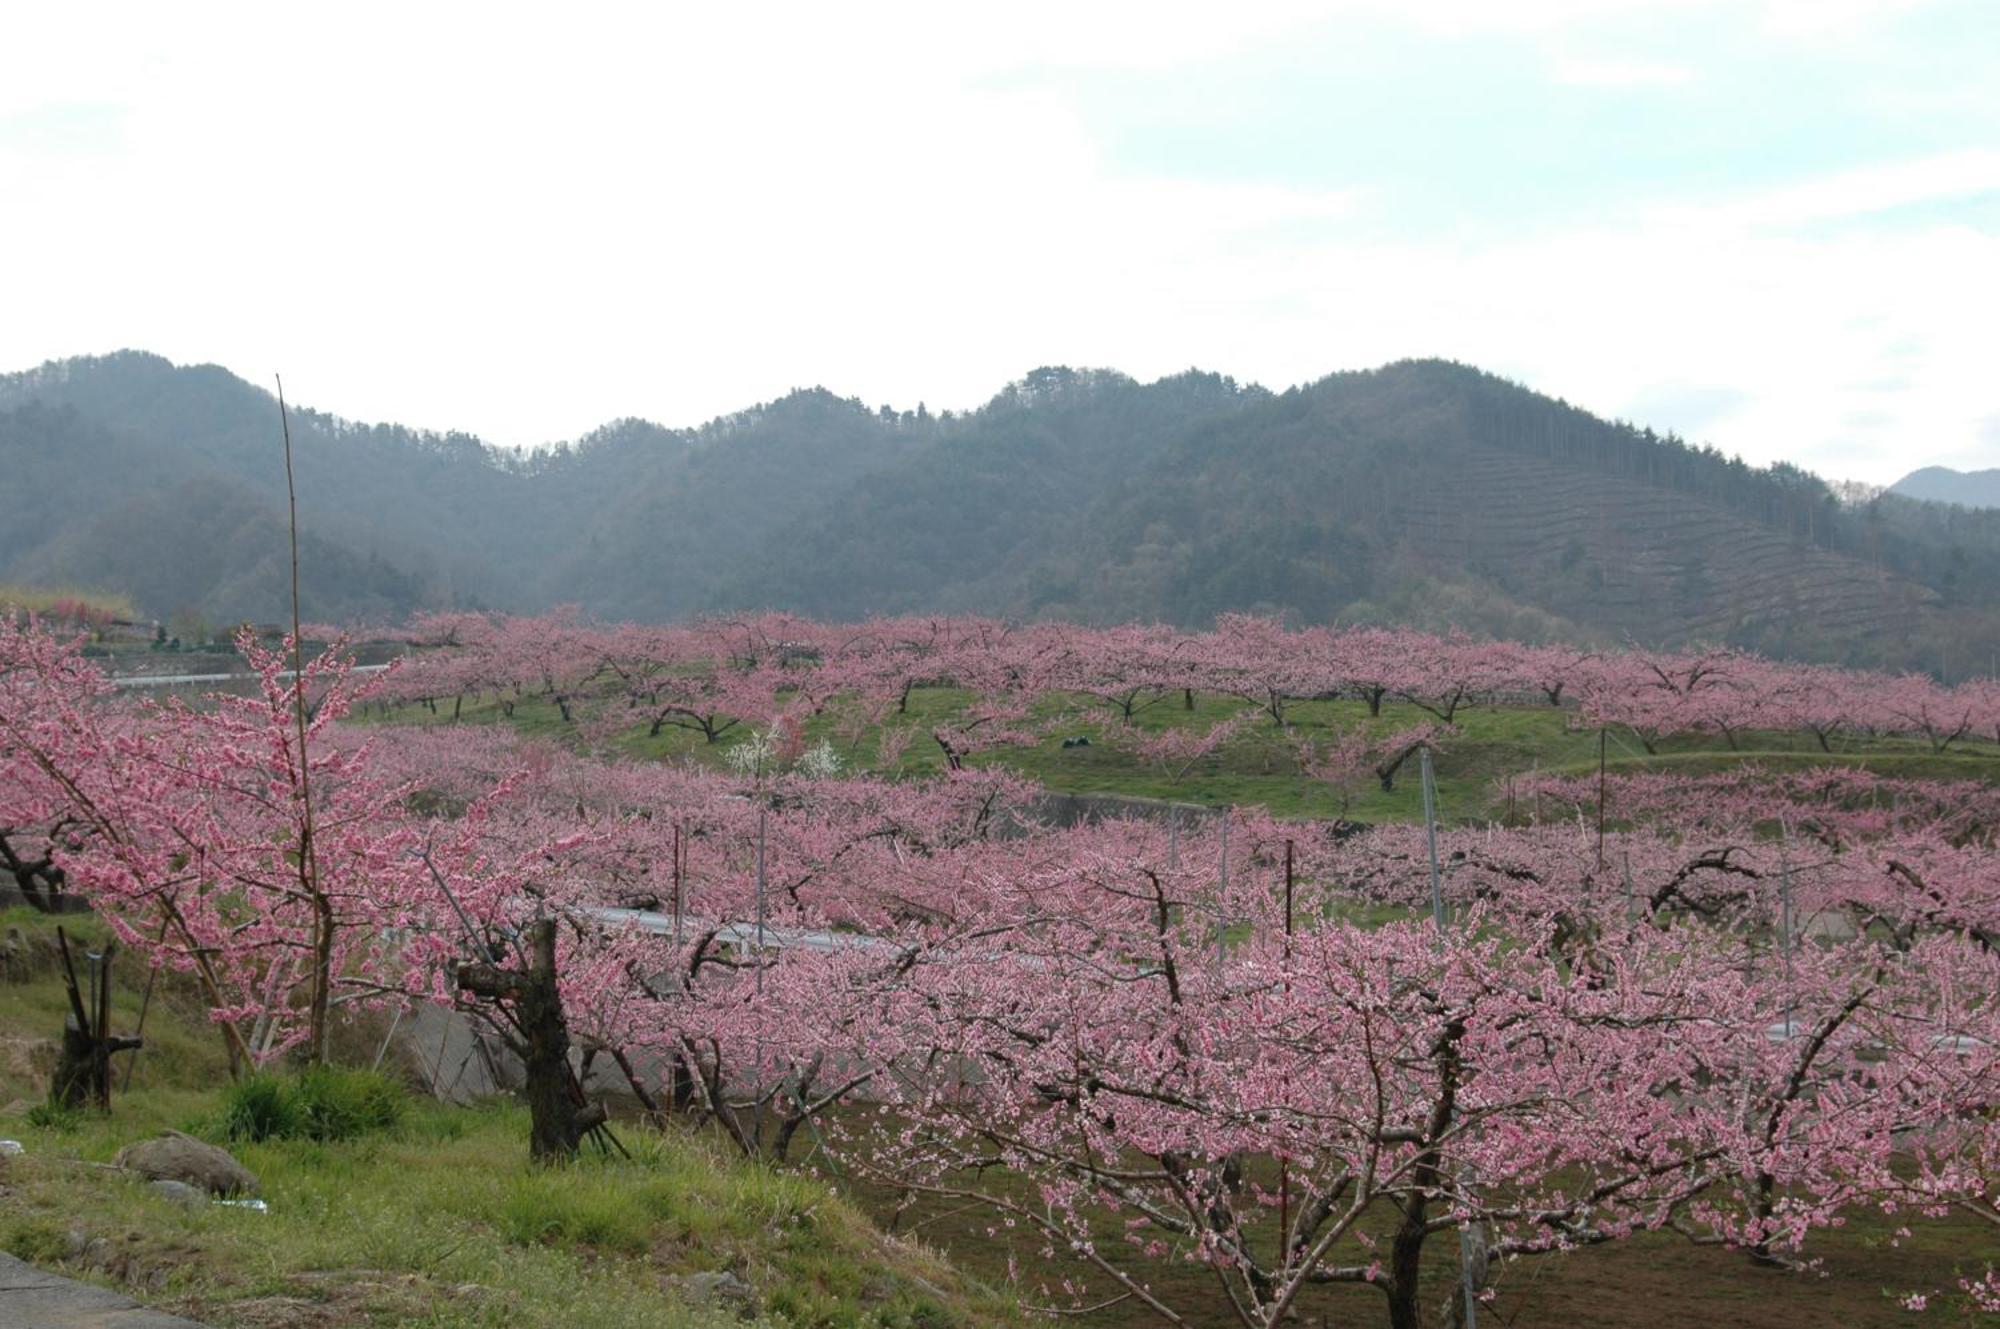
xmin=367 ymin=684 xmax=2000 ymax=824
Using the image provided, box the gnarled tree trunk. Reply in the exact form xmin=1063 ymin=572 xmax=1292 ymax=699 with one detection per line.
xmin=456 ymin=918 xmax=605 ymax=1164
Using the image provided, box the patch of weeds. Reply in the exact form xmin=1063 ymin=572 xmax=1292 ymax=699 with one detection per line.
xmin=26 ymin=1100 xmax=86 ymax=1132
xmin=219 ymin=1067 xmax=406 ymax=1143
xmin=293 ymin=1066 xmax=404 ymax=1141
xmin=495 ymin=1172 xmax=653 ymax=1256
xmin=219 ymin=1074 xmax=301 ymax=1143
xmin=5 ymin=1219 xmax=70 ymax=1264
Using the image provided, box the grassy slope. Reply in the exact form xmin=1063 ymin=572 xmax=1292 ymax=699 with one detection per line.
xmin=0 ymin=910 xmax=1015 ymax=1329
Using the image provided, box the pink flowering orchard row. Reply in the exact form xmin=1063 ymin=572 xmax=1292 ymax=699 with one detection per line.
xmin=4 ymin=615 xmax=1996 ymax=1325
xmin=383 ymin=610 xmax=2000 ymax=756
xmin=422 ymin=740 xmax=2000 ymax=1325
xmin=351 ymin=717 xmax=2000 ymax=1323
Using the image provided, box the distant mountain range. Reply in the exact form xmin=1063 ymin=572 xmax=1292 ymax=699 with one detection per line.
xmin=3 ymin=351 xmax=1997 ymax=674
xmin=1891 ymin=466 xmax=2000 ymax=510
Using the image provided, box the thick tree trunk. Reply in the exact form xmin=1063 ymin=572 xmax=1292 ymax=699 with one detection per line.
xmin=457 ymin=919 xmax=605 ymax=1164
xmin=50 ymin=1018 xmax=141 ymax=1110
xmin=669 ymin=1050 xmax=696 ymax=1111
xmin=1376 ymin=741 xmax=1425 ymax=792
xmin=1384 ymin=1194 xmax=1428 ymax=1329
xmin=51 ymin=1015 xmax=99 ymax=1109
xmin=306 ymin=887 xmax=334 ymax=1065
xmin=0 ymin=830 xmax=68 ymax=913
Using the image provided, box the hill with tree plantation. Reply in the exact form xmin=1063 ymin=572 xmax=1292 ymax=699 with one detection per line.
xmin=3 ymin=351 xmax=1997 ymax=674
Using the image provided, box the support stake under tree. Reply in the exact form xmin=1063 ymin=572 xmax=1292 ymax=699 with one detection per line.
xmin=49 ymin=927 xmax=142 ymax=1112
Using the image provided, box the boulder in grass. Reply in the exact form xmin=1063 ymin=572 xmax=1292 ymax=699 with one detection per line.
xmin=678 ymin=1270 xmax=760 ymax=1317
xmin=115 ymin=1131 xmax=258 ymax=1196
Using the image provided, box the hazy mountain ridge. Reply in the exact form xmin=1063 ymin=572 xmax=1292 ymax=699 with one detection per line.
xmin=3 ymin=350 xmax=1996 ymax=673
xmin=1892 ymin=466 xmax=2000 ymax=510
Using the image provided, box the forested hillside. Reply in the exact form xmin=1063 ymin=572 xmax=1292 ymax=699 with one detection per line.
xmin=3 ymin=351 xmax=1996 ymax=673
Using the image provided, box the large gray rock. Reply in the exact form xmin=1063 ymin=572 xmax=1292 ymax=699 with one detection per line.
xmin=679 ymin=1270 xmax=759 ymax=1317
xmin=146 ymin=1180 xmax=209 ymax=1208
xmin=115 ymin=1132 xmax=258 ymax=1197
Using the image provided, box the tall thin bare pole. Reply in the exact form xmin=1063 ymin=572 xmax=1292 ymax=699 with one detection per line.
xmin=1623 ymin=849 xmax=1637 ymax=929
xmin=1283 ymin=839 xmax=1295 ymax=937
xmin=1420 ymin=748 xmax=1444 ymax=932
xmin=755 ymin=807 xmax=768 ymax=990
xmin=754 ymin=806 xmax=768 ymax=1150
xmin=1779 ymin=833 xmax=1795 ymax=1038
xmin=1278 ymin=838 xmax=1294 ymax=1266
xmin=277 ymin=376 xmax=328 ymax=1063
xmin=1595 ymin=727 xmax=1608 ymax=872
xmin=1214 ymin=812 xmax=1229 ymax=982
xmin=672 ymin=821 xmax=685 ymax=948
xmin=1419 ymin=747 xmax=1478 ymax=1327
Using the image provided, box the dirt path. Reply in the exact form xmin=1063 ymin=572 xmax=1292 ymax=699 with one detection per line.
xmin=0 ymin=1253 xmax=207 ymax=1328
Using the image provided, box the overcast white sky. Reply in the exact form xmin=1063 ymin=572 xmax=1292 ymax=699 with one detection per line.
xmin=2 ymin=1 xmax=1995 ymax=484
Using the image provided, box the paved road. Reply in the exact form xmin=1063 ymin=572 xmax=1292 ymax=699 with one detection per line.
xmin=583 ymin=905 xmax=901 ymax=954
xmin=0 ymin=1254 xmax=207 ymax=1328
xmin=108 ymin=664 xmax=390 ymax=689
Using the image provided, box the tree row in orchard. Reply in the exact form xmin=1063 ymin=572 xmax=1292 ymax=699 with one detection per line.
xmin=381 ymin=610 xmax=2000 ymax=760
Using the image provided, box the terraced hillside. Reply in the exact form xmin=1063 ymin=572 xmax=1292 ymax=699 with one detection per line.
xmin=1397 ymin=445 xmax=1935 ymax=648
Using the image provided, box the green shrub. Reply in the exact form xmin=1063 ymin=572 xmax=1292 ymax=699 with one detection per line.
xmin=220 ymin=1073 xmax=303 ymax=1143
xmin=26 ymin=1100 xmax=85 ymax=1132
xmin=220 ymin=1067 xmax=404 ymax=1143
xmin=4 ymin=1220 xmax=69 ymax=1263
xmin=293 ymin=1066 xmax=404 ymax=1141
xmin=496 ymin=1172 xmax=653 ymax=1255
